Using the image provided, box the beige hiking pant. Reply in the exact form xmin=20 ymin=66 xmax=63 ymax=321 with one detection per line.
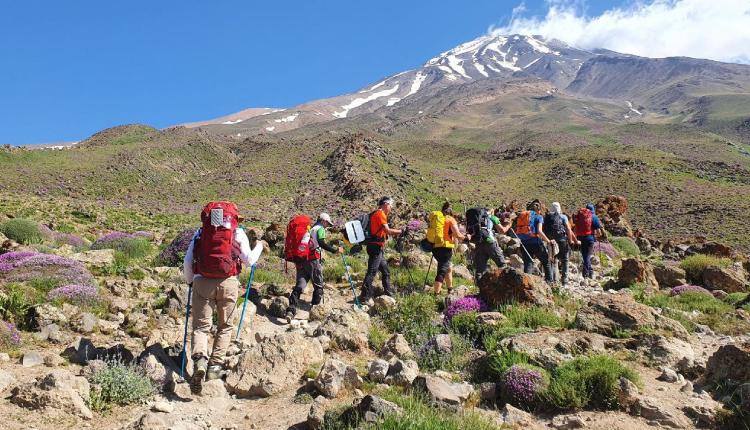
xmin=191 ymin=276 xmax=239 ymax=366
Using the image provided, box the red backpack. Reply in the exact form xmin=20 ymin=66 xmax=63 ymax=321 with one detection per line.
xmin=573 ymin=208 xmax=593 ymax=236
xmin=284 ymin=214 xmax=313 ymax=263
xmin=194 ymin=202 xmax=242 ymax=278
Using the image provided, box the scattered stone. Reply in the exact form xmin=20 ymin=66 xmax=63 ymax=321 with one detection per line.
xmin=653 ymin=265 xmax=687 ymax=289
xmin=682 ymin=404 xmax=718 ymax=428
xmin=44 ymin=354 xmax=64 ymax=367
xmin=480 ymin=382 xmax=497 ymax=402
xmin=422 ymin=334 xmax=452 ymax=355
xmin=681 ymin=381 xmax=694 ymax=393
xmin=634 ymin=396 xmax=689 ymax=428
xmin=552 ymin=414 xmax=587 ymax=429
xmin=499 ymin=403 xmax=535 ymax=426
xmin=367 ymin=359 xmax=390 ymax=383
xmin=0 ymin=370 xmax=16 ymax=393
xmin=617 ymin=377 xmax=640 ymax=408
xmin=31 ymin=304 xmax=68 ymax=329
xmin=200 ymin=379 xmax=229 ymax=398
xmin=702 ymin=264 xmax=747 ymax=293
xmin=268 ymin=296 xmax=290 ymax=318
xmin=372 ymin=295 xmax=397 ymax=313
xmin=413 ymin=375 xmax=474 ymax=408
xmin=339 ymin=395 xmax=402 ymax=426
xmin=314 ymin=358 xmax=362 ymax=398
xmin=657 ymin=367 xmax=679 ymax=383
xmin=0 ymin=352 xmax=9 ymax=362
xmin=380 ymin=334 xmax=413 ymax=360
xmin=476 ymin=312 xmax=507 ymax=326
xmin=307 ymin=396 xmax=327 ymax=430
xmin=478 ymin=267 xmax=553 ymax=307
xmin=309 ymin=302 xmax=333 ymax=322
xmin=313 ymin=308 xmax=370 ymax=351
xmin=135 ymin=412 xmax=169 ymax=430
xmin=71 ymin=249 xmax=115 ymax=268
xmin=226 ymin=332 xmax=324 ymax=398
xmin=152 ymin=400 xmax=174 ymax=413
xmin=22 ymin=351 xmax=43 ymax=367
xmin=499 ymin=329 xmax=610 ymax=370
xmin=78 ymin=312 xmax=97 ymax=334
xmin=10 ymin=370 xmax=93 ymax=419
xmin=631 ymin=335 xmax=695 ymax=373
xmin=384 ymin=359 xmax=419 ymax=387
xmin=616 ymin=258 xmax=659 ymax=291
xmin=700 ymin=341 xmax=750 ymax=388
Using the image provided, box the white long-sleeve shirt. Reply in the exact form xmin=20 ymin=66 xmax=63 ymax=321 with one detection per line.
xmin=183 ymin=227 xmax=263 ymax=283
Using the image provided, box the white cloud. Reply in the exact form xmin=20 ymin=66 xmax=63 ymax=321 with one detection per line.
xmin=490 ymin=0 xmax=750 ymax=64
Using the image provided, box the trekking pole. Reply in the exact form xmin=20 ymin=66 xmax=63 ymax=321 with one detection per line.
xmin=341 ymin=253 xmax=362 ymax=309
xmin=180 ymin=282 xmax=193 ymax=379
xmin=508 ymin=226 xmax=534 ymax=263
xmin=423 ymin=256 xmax=433 ymax=289
xmin=236 ymin=264 xmax=257 ymax=340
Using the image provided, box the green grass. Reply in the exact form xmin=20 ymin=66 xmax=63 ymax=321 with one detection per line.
xmin=545 ymin=355 xmax=640 ymax=410
xmin=679 ymin=254 xmax=732 ymax=282
xmin=367 ymin=322 xmax=391 ymax=351
xmin=500 ymin=304 xmax=566 ymax=330
xmin=0 ymin=218 xmax=45 ymax=244
xmin=378 ymin=292 xmax=442 ymax=348
xmin=609 ymin=237 xmax=640 ymax=257
xmin=0 ymin=284 xmax=33 ymax=327
xmin=488 ymin=349 xmax=532 ymax=379
xmin=417 ymin=333 xmax=472 ymax=372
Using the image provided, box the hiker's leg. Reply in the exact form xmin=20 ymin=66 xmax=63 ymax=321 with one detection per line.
xmin=311 ymin=259 xmax=324 ymax=305
xmin=581 ymin=238 xmax=594 ymax=278
xmin=433 ymin=248 xmax=451 ymax=294
xmin=378 ymin=248 xmax=393 ymax=296
xmin=474 ymin=243 xmax=490 ymax=283
xmin=538 ymin=243 xmax=552 ymax=283
xmin=489 ymin=242 xmax=506 ymax=267
xmin=190 ymin=277 xmax=215 ymax=360
xmin=288 ymin=263 xmax=308 ymax=313
xmin=210 ymin=276 xmax=240 ymax=366
xmin=520 ymin=241 xmax=534 ymax=274
xmin=362 ymin=244 xmax=380 ymax=299
xmin=559 ymin=241 xmax=570 ymax=285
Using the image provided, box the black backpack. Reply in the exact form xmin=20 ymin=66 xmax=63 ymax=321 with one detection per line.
xmin=543 ymin=213 xmax=567 ymax=242
xmin=466 ymin=207 xmax=493 ymax=244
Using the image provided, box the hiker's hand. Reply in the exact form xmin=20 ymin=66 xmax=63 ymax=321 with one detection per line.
xmin=337 ymin=247 xmax=344 ymax=255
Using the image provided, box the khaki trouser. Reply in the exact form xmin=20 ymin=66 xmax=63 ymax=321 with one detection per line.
xmin=191 ymin=276 xmax=239 ymax=366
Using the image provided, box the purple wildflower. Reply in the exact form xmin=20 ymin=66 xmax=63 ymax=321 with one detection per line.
xmin=595 ymin=242 xmax=618 ymax=259
xmin=91 ymin=231 xmax=136 ymax=249
xmin=0 ymin=251 xmax=95 ymax=287
xmin=444 ymin=295 xmax=488 ymax=323
xmin=53 ymin=232 xmax=88 ymax=249
xmin=0 ymin=320 xmax=21 ymax=349
xmin=406 ymin=219 xmax=424 ymax=232
xmin=48 ymin=284 xmax=99 ymax=304
xmin=155 ymin=229 xmax=195 ymax=267
xmin=500 ymin=364 xmax=548 ymax=407
xmin=670 ymin=284 xmax=712 ymax=297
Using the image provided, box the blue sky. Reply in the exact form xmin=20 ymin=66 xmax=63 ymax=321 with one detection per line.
xmin=0 ymin=0 xmax=621 ymax=144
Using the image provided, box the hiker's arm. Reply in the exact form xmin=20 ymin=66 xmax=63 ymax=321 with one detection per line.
xmin=450 ymin=222 xmax=465 ymax=241
xmin=237 ymin=229 xmax=262 ymax=266
xmin=317 ymin=236 xmax=340 ymax=254
xmin=537 ymin=221 xmax=551 ymax=243
xmin=565 ymin=220 xmax=578 ymax=244
xmin=494 ymin=222 xmax=511 ymax=234
xmin=384 ymin=224 xmax=402 ymax=236
xmin=182 ymin=230 xmax=199 ymax=283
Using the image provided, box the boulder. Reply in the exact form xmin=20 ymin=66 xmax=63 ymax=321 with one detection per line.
xmin=31 ymin=304 xmax=68 ymax=329
xmin=575 ymin=293 xmax=689 ymax=339
xmin=339 ymin=395 xmax=402 ymax=426
xmin=452 ymin=265 xmax=472 ymax=280
xmin=653 ymin=265 xmax=687 ymax=289
xmin=10 ymin=370 xmax=93 ymax=419
xmin=657 ymin=367 xmax=680 ymax=383
xmin=379 ymin=334 xmax=413 ymax=360
xmin=313 ymin=358 xmax=362 ymax=398
xmin=476 ymin=312 xmax=507 ymax=326
xmin=700 ymin=341 xmax=750 ymax=388
xmin=200 ymin=379 xmax=229 ymax=398
xmin=22 ymin=351 xmax=44 ymax=367
xmin=77 ymin=312 xmax=97 ymax=334
xmin=551 ymin=414 xmax=587 ymax=429
xmin=413 ymin=375 xmax=474 ymax=408
xmin=309 ymin=301 xmax=333 ymax=322
xmin=0 ymin=369 xmax=16 ymax=393
xmin=634 ymin=396 xmax=689 ymax=428
xmin=627 ymin=335 xmax=695 ymax=373
xmin=372 ymin=295 xmax=397 ymax=313
xmin=508 ymin=254 xmax=524 ymax=270
xmin=268 ymin=296 xmax=289 ymax=318
xmin=616 ymin=258 xmax=659 ymax=290
xmin=314 ymin=308 xmax=370 ymax=351
xmin=261 ymin=223 xmax=284 ymax=248
xmin=702 ymin=264 xmax=747 ymax=293
xmin=595 ymin=195 xmax=633 ymax=237
xmin=367 ymin=359 xmax=390 ymax=383
xmin=478 ymin=267 xmax=553 ymax=307
xmin=499 ymin=403 xmax=535 ymax=426
xmin=225 ymin=332 xmax=324 ymax=397
xmin=421 ymin=334 xmax=453 ymax=356
xmin=71 ymin=249 xmax=115 ymax=268
xmin=499 ymin=329 xmax=610 ymax=370
xmin=384 ymin=359 xmax=419 ymax=387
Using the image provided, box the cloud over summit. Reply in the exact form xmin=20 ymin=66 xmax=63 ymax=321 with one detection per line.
xmin=491 ymin=0 xmax=750 ymax=64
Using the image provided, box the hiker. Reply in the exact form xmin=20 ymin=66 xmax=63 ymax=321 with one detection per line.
xmin=515 ymin=201 xmax=553 ymax=282
xmin=543 ymin=202 xmax=579 ymax=286
xmin=183 ymin=202 xmax=263 ymax=393
xmin=285 ymin=213 xmax=343 ymax=320
xmin=573 ymin=203 xmax=604 ymax=278
xmin=428 ymin=202 xmax=465 ymax=295
xmin=466 ymin=206 xmax=510 ymax=283
xmin=360 ymin=197 xmax=403 ymax=302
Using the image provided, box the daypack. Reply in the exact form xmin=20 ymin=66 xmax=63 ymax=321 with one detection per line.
xmin=466 ymin=207 xmax=493 ymax=244
xmin=573 ymin=208 xmax=594 ymax=236
xmin=543 ymin=213 xmax=568 ymax=242
xmin=194 ymin=201 xmax=242 ymax=278
xmin=516 ymin=210 xmax=539 ymax=237
xmin=426 ymin=210 xmax=453 ymax=249
xmin=284 ymin=214 xmax=314 ymax=263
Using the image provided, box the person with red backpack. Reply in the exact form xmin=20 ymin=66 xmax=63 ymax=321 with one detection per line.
xmin=285 ymin=213 xmax=343 ymax=320
xmin=183 ymin=202 xmax=263 ymax=394
xmin=573 ymin=203 xmax=604 ymax=279
xmin=515 ymin=200 xmax=553 ymax=282
xmin=360 ymin=197 xmax=403 ymax=304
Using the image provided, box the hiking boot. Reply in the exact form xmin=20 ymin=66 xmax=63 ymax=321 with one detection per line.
xmin=285 ymin=307 xmax=296 ymax=322
xmin=206 ymin=365 xmax=224 ymax=381
xmin=190 ymin=357 xmax=207 ymax=394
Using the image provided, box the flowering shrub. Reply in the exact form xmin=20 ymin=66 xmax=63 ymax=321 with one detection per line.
xmin=595 ymin=242 xmax=619 ymax=259
xmin=88 ymin=360 xmax=156 ymax=411
xmin=92 ymin=231 xmax=152 ymax=259
xmin=48 ymin=284 xmax=99 ymax=305
xmin=0 ymin=320 xmax=21 ymax=351
xmin=0 ymin=251 xmax=95 ymax=288
xmin=92 ymin=231 xmax=137 ymax=249
xmin=444 ymin=295 xmax=488 ymax=323
xmin=155 ymin=229 xmax=195 ymax=267
xmin=53 ymin=232 xmax=88 ymax=249
xmin=406 ymin=219 xmax=424 ymax=232
xmin=500 ymin=364 xmax=549 ymax=408
xmin=670 ymin=284 xmax=712 ymax=297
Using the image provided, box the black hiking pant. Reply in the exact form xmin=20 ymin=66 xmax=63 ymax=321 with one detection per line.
xmin=520 ymin=239 xmax=552 ymax=282
xmin=288 ymin=259 xmax=324 ymax=313
xmin=550 ymin=240 xmax=570 ymax=284
xmin=432 ymin=247 xmax=453 ymax=283
xmin=474 ymin=241 xmax=506 ymax=283
xmin=579 ymin=236 xmax=596 ymax=278
xmin=362 ymin=244 xmax=392 ymax=299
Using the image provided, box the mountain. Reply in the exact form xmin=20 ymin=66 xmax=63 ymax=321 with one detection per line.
xmin=2 ymin=34 xmax=750 ymax=247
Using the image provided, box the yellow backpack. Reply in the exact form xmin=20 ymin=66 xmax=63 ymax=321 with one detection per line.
xmin=427 ymin=211 xmax=453 ymax=248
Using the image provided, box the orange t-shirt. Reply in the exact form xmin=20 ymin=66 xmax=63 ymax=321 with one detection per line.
xmin=370 ymin=209 xmax=388 ymax=247
xmin=444 ymin=216 xmax=457 ymax=243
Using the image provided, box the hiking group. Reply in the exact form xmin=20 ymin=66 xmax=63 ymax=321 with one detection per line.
xmin=180 ymin=198 xmax=604 ymax=392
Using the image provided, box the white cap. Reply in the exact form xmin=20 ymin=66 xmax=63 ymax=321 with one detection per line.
xmin=319 ymin=213 xmax=332 ymax=224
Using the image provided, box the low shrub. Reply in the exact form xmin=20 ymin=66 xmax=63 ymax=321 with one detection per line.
xmin=0 ymin=284 xmax=33 ymax=325
xmin=500 ymin=363 xmax=550 ymax=409
xmin=680 ymin=254 xmax=731 ymax=282
xmin=0 ymin=251 xmax=95 ymax=290
xmin=368 ymin=322 xmax=391 ymax=351
xmin=444 ymin=296 xmax=487 ymax=324
xmin=416 ymin=333 xmax=472 ymax=372
xmin=448 ymin=311 xmax=484 ymax=342
xmin=670 ymin=284 xmax=712 ymax=297
xmin=48 ymin=284 xmax=99 ymax=306
xmin=545 ymin=355 xmax=640 ymax=410
xmin=92 ymin=232 xmax=152 ymax=260
xmin=595 ymin=241 xmax=619 ymax=259
xmin=500 ymin=304 xmax=564 ymax=330
xmin=609 ymin=237 xmax=639 ymax=257
xmin=53 ymin=232 xmax=89 ymax=250
xmin=87 ymin=360 xmax=156 ymax=411
xmin=0 ymin=218 xmax=45 ymax=244
xmin=154 ymin=229 xmax=194 ymax=267
xmin=0 ymin=320 xmax=21 ymax=351
xmin=380 ymin=293 xmax=442 ymax=348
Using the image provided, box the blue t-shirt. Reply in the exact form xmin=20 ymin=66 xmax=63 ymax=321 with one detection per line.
xmin=518 ymin=211 xmax=544 ymax=244
xmin=578 ymin=214 xmax=602 ymax=241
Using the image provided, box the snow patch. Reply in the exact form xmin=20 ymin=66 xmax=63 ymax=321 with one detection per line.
xmin=386 ymin=97 xmax=401 ymax=107
xmin=524 ymin=57 xmax=541 ymax=69
xmin=473 ymin=61 xmax=489 ymax=77
xmin=265 ymin=126 xmax=275 ymax=131
xmin=261 ymin=109 xmax=286 ymax=116
xmin=360 ymin=80 xmax=386 ymax=93
xmin=418 ymin=110 xmax=424 ymax=114
xmin=333 ymin=84 xmax=400 ymax=118
xmin=274 ymin=113 xmax=299 ymax=123
xmin=406 ymin=72 xmax=427 ymax=97
xmin=486 ymin=63 xmax=502 ymax=73
xmin=221 ymin=119 xmax=243 ymax=125
xmin=446 ymin=55 xmax=471 ymax=79
xmin=626 ymin=101 xmax=642 ymax=115
xmin=525 ymin=36 xmax=560 ymax=55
